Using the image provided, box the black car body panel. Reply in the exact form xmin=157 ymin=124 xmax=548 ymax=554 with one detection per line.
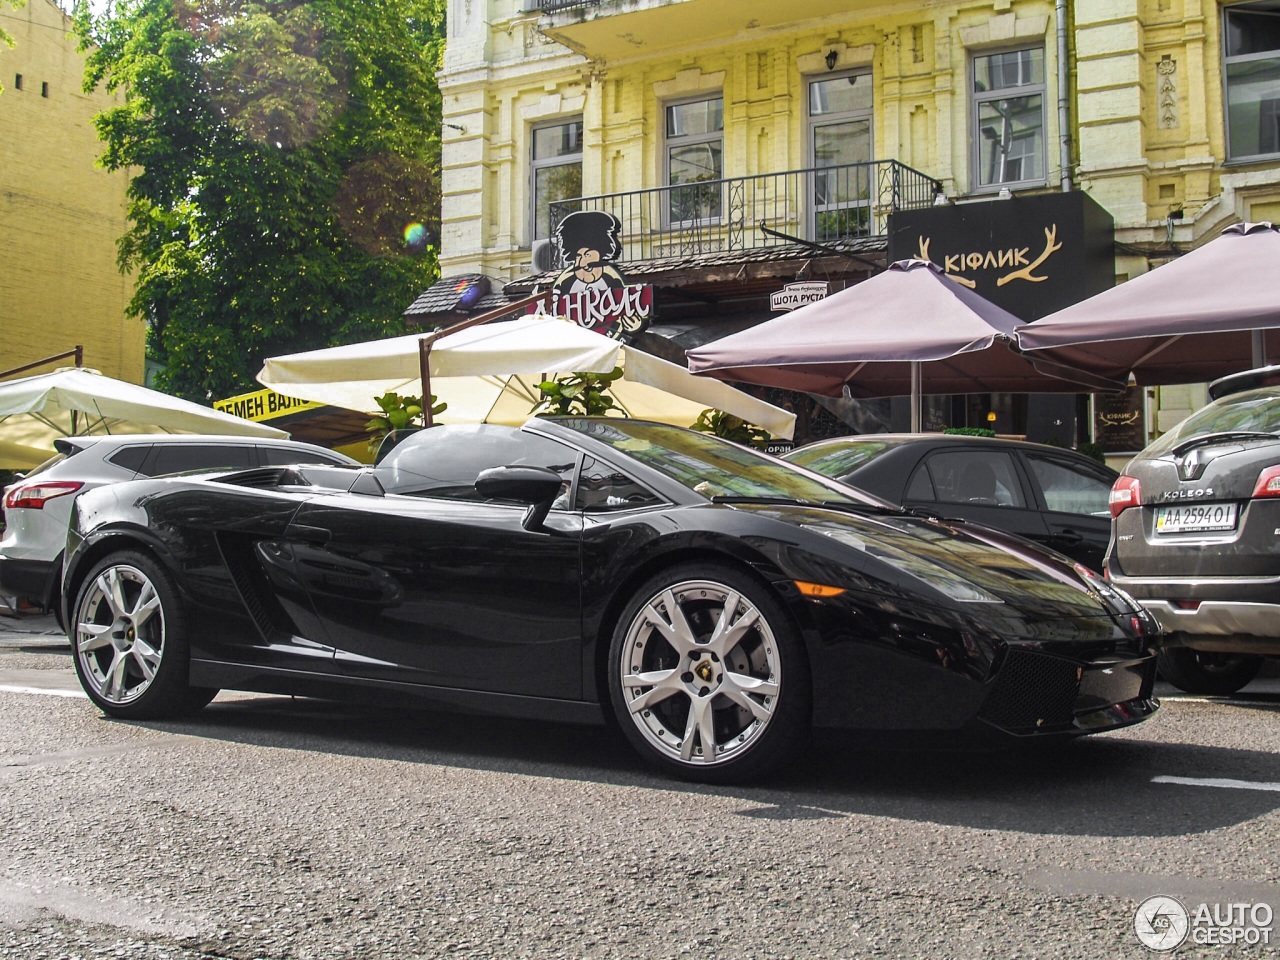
xmin=784 ymin=434 xmax=1117 ymax=572
xmin=64 ymin=419 xmax=1158 ymax=749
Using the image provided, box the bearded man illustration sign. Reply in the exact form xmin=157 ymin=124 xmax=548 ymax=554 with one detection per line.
xmin=541 ymin=211 xmax=653 ymax=341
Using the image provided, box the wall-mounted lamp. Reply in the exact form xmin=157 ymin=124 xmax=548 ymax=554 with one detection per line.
xmin=997 ymin=187 xmax=1012 ymax=200
xmin=825 ymin=49 xmax=839 ymax=71
xmin=933 ymin=191 xmax=951 ymax=206
xmin=443 ymin=122 xmax=467 ymax=134
xmin=986 ymin=411 xmax=998 ymax=423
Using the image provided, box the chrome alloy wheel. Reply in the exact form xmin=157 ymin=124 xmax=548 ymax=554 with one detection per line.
xmin=75 ymin=563 xmax=166 ymax=705
xmin=619 ymin=579 xmax=780 ymax=766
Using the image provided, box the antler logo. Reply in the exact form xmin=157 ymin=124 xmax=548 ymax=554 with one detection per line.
xmin=916 ymin=224 xmax=1063 ymax=288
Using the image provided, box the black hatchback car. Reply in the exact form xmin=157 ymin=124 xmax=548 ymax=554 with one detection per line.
xmin=784 ymin=434 xmax=1118 ymax=573
xmin=1107 ymin=365 xmax=1280 ymax=694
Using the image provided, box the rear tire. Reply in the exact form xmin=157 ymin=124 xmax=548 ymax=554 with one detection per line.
xmin=1156 ymin=645 xmax=1263 ymax=695
xmin=71 ymin=550 xmax=218 ymax=719
xmin=607 ymin=563 xmax=811 ymax=784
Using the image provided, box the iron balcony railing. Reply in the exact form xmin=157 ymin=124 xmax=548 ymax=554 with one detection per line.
xmin=547 ymin=159 xmax=940 ymax=261
xmin=534 ymin=0 xmax=598 ymax=11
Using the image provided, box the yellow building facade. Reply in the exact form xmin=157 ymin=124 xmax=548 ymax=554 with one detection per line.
xmin=441 ymin=0 xmax=1073 ymax=278
xmin=436 ymin=0 xmax=1280 ymax=444
xmin=0 ymin=0 xmax=139 ymax=381
xmin=1074 ymin=0 xmax=1280 ymax=432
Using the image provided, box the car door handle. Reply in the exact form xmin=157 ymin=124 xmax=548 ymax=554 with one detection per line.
xmin=1054 ymin=528 xmax=1084 ymax=544
xmin=288 ymin=524 xmax=332 ymax=544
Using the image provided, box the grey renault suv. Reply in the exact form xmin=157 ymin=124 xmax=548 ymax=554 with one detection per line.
xmin=1106 ymin=365 xmax=1280 ymax=694
xmin=1 ymin=434 xmax=357 ymax=617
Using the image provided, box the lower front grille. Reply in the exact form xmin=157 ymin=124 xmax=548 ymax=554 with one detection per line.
xmin=978 ymin=648 xmax=1082 ymax=733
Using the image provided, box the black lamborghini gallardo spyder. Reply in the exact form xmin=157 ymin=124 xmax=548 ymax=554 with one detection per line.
xmin=63 ymin=418 xmax=1159 ymax=782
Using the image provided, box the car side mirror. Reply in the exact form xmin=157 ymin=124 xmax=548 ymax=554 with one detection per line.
xmin=475 ymin=465 xmax=564 ymax=531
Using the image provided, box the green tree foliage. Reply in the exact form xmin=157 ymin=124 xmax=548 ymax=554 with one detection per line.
xmin=0 ymin=1 xmax=28 ymax=75
xmin=75 ymin=0 xmax=444 ymax=400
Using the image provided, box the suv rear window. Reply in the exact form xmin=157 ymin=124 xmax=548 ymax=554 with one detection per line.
xmin=107 ymin=445 xmax=152 ymax=474
xmin=1144 ymin=387 xmax=1280 ymax=456
xmin=143 ymin=444 xmax=255 ymax=477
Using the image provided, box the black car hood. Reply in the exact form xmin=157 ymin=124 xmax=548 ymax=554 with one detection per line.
xmin=728 ymin=502 xmax=1116 ymax=621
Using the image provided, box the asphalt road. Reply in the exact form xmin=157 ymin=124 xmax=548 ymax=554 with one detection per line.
xmin=1 ymin=615 xmax=1278 ymax=959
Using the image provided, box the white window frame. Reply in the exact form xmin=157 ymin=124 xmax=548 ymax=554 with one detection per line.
xmin=662 ymin=94 xmax=724 ymax=227
xmin=806 ymin=70 xmax=874 ymax=241
xmin=1223 ymin=1 xmax=1280 ymax=162
xmin=970 ymin=46 xmax=1047 ymax=192
xmin=529 ymin=118 xmax=583 ymax=243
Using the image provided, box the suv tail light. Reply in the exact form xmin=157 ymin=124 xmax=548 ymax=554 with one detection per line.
xmin=3 ymin=481 xmax=83 ymax=510
xmin=1251 ymin=465 xmax=1280 ymax=499
xmin=1109 ymin=475 xmax=1142 ymax=519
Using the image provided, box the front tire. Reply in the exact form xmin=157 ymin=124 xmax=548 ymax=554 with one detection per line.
xmin=1156 ymin=645 xmax=1262 ymax=695
xmin=71 ymin=550 xmax=217 ymax=719
xmin=608 ymin=563 xmax=811 ymax=783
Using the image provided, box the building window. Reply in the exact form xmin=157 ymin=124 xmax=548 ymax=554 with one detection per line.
xmin=41 ymin=81 xmax=48 ymax=98
xmin=972 ymin=47 xmax=1046 ymax=189
xmin=665 ymin=95 xmax=723 ymax=224
xmin=808 ymin=71 xmax=873 ymax=241
xmin=531 ymin=119 xmax=583 ymax=241
xmin=13 ymin=74 xmax=22 ymax=91
xmin=1224 ymin=2 xmax=1280 ymax=160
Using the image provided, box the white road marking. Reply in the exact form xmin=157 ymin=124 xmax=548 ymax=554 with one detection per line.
xmin=0 ymin=684 xmax=85 ymax=698
xmin=1153 ymin=775 xmax=1280 ymax=793
xmin=1161 ymin=695 xmax=1279 ymax=708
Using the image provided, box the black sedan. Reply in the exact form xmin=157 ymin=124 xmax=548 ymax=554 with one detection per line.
xmin=63 ymin=418 xmax=1158 ymax=783
xmin=785 ymin=434 xmax=1118 ymax=572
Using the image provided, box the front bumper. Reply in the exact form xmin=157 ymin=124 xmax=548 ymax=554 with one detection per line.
xmin=976 ymin=647 xmax=1159 ymax=737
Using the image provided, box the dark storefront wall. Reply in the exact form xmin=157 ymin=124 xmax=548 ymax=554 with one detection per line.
xmin=887 ymin=191 xmax=1116 ymax=444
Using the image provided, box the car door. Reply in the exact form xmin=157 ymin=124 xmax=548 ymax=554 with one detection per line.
xmin=1021 ymin=451 xmax=1116 ymax=571
xmin=286 ymin=427 xmax=586 ymax=700
xmin=905 ymin=447 xmax=1052 ymax=547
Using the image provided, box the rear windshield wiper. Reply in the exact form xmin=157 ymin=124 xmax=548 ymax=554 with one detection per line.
xmin=1171 ymin=430 xmax=1279 ymax=456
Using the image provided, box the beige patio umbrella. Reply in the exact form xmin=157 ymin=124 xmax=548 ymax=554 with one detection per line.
xmin=258 ymin=313 xmax=796 ymax=439
xmin=0 ymin=367 xmax=288 ymax=470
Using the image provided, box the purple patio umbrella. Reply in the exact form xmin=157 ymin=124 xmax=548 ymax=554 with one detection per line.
xmin=1015 ymin=222 xmax=1280 ymax=384
xmin=686 ymin=259 xmax=1124 ymax=431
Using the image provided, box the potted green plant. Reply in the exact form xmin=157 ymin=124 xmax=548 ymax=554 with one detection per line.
xmin=690 ymin=408 xmax=772 ymax=449
xmin=533 ymin=367 xmax=624 ymax=417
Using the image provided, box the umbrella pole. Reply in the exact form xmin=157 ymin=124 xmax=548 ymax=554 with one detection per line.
xmin=420 ymin=338 xmax=435 ymax=428
xmin=911 ymin=361 xmax=922 ymax=433
xmin=417 ymin=289 xmax=553 ymax=428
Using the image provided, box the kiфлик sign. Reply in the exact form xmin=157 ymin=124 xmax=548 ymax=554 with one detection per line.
xmin=888 ymin=191 xmax=1115 ymax=322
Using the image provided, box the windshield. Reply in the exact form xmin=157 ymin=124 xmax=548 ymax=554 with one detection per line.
xmin=1144 ymin=387 xmax=1280 ymax=456
xmin=785 ymin=438 xmax=903 ymax=477
xmin=553 ymin=419 xmax=880 ymax=505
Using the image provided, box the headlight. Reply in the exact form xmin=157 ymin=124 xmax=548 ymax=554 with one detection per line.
xmin=807 ymin=525 xmax=1004 ymax=604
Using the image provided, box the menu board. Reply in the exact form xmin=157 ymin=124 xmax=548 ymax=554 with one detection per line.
xmin=1094 ymin=387 xmax=1147 ymax=454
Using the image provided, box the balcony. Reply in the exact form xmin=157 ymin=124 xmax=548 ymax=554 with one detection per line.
xmin=533 ymin=0 xmax=598 ymax=11
xmin=536 ymin=0 xmax=884 ymax=61
xmin=547 ymin=159 xmax=939 ymax=263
